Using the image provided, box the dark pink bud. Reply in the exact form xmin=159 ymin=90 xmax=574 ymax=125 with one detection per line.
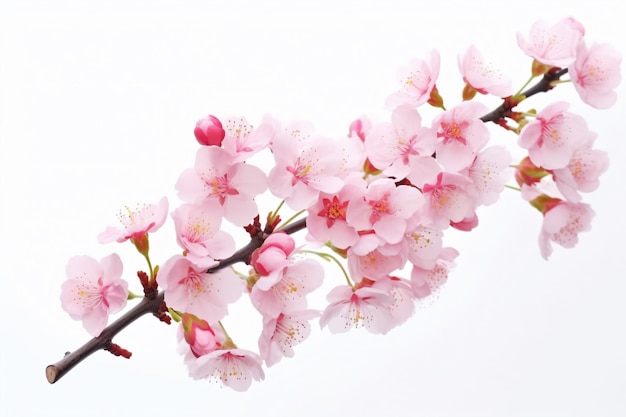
xmin=194 ymin=115 xmax=225 ymax=146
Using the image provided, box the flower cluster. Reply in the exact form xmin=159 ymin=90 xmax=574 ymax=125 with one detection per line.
xmin=54 ymin=17 xmax=620 ymax=390
xmin=514 ymin=17 xmax=618 ymax=259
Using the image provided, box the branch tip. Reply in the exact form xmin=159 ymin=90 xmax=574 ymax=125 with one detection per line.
xmin=46 ymin=365 xmax=58 ymax=384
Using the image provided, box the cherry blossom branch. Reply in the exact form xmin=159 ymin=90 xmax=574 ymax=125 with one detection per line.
xmin=47 ymin=68 xmax=562 ymax=383
xmin=45 ymin=64 xmax=568 ymax=383
xmin=45 ymin=67 xmax=572 ymax=384
xmin=46 ymin=217 xmax=308 ymax=384
xmin=480 ymin=68 xmax=569 ymax=124
xmin=46 ymin=17 xmax=622 ymax=392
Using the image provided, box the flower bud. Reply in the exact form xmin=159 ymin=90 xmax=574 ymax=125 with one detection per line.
xmin=194 ymin=115 xmax=225 ymax=146
xmin=515 ymin=156 xmax=549 ymax=187
xmin=250 ymin=232 xmax=295 ymax=276
xmin=427 ymin=85 xmax=445 ymax=109
xmin=461 ymin=83 xmax=477 ymax=101
xmin=529 ymin=194 xmax=562 ymax=214
xmin=181 ymin=313 xmax=220 ymax=357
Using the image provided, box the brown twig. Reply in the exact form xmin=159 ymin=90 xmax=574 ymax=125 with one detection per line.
xmin=46 ymin=291 xmax=165 ymax=383
xmin=480 ymin=67 xmax=569 ymax=124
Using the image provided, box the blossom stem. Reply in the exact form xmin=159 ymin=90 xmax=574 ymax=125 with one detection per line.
xmin=277 ymin=210 xmax=306 ymax=230
xmin=142 ymin=253 xmax=155 ymax=282
xmin=231 ymin=266 xmax=251 ymax=280
xmin=218 ymin=321 xmax=238 ymax=349
xmin=268 ymin=200 xmax=285 ymax=224
xmin=127 ymin=291 xmax=144 ymax=300
xmin=512 ymin=74 xmax=536 ymax=100
xmin=168 ymin=308 xmax=182 ymax=322
xmin=300 ymin=249 xmax=354 ymax=288
xmin=505 ymin=184 xmax=522 ymax=192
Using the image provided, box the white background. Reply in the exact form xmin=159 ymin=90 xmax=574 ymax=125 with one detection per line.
xmin=1 ymin=1 xmax=625 ymax=416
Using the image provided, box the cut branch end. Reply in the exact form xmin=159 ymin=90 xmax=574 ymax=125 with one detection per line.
xmin=46 ymin=365 xmax=58 ymax=384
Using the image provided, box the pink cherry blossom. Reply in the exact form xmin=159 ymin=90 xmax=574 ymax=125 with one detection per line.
xmin=258 ymin=310 xmax=319 ymax=367
xmin=158 ymin=255 xmax=243 ymax=323
xmin=552 ymin=137 xmax=609 ymax=203
xmin=520 ymin=178 xmax=563 ymax=204
xmin=306 ymin=177 xmax=366 ymax=249
xmin=385 ymin=50 xmax=440 ymax=109
xmin=194 ymin=114 xmax=225 ymax=147
xmin=365 ymin=106 xmax=436 ymax=178
xmin=348 ymin=117 xmax=383 ymax=176
xmin=176 ymin=146 xmax=267 ymax=226
xmin=319 ymin=284 xmax=395 ymax=334
xmin=268 ymin=122 xmax=344 ymax=210
xmin=538 ymin=201 xmax=594 ymax=259
xmin=347 ymin=247 xmax=405 ymax=282
xmin=348 ymin=233 xmax=385 ymax=258
xmin=570 ymin=42 xmax=622 ymax=109
xmin=337 ymin=135 xmax=368 ymax=177
xmin=404 ymin=224 xmax=444 ymax=270
xmin=518 ymin=101 xmax=589 ymax=170
xmin=371 ymin=276 xmax=416 ymax=327
xmin=465 ymin=146 xmax=513 ymax=206
xmin=411 ymin=247 xmax=459 ymax=299
xmin=347 ymin=179 xmax=424 ymax=247
xmin=97 ymin=197 xmax=168 ymax=247
xmin=458 ymin=44 xmax=513 ymax=97
xmin=250 ymin=259 xmax=324 ymax=318
xmin=516 ymin=17 xmax=584 ymax=68
xmin=221 ymin=116 xmax=272 ymax=162
xmin=171 ymin=200 xmax=235 ymax=266
xmin=188 ymin=348 xmax=265 ymax=391
xmin=421 ymin=172 xmax=478 ymax=229
xmin=61 ymin=254 xmax=128 ymax=337
xmin=404 ymin=152 xmax=442 ymax=189
xmin=433 ymin=101 xmax=490 ymax=172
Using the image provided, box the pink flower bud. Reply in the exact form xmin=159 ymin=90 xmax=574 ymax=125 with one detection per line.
xmin=194 ymin=115 xmax=225 ymax=146
xmin=182 ymin=313 xmax=221 ymax=357
xmin=250 ymin=232 xmax=295 ymax=276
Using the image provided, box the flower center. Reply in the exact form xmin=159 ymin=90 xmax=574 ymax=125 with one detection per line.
xmin=286 ymin=157 xmax=312 ymax=185
xmin=368 ymin=194 xmax=393 ymax=224
xmin=207 ymin=174 xmax=239 ymax=204
xmin=438 ymin=121 xmax=468 ymax=145
xmin=318 ymin=196 xmax=349 ymax=227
